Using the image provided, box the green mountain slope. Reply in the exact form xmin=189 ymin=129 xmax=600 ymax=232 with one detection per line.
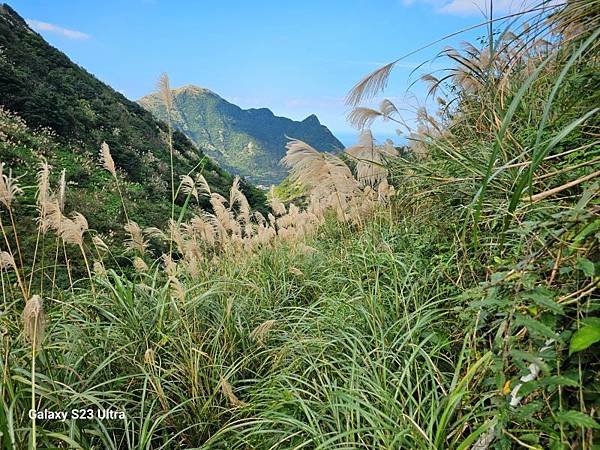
xmin=138 ymin=85 xmax=343 ymax=185
xmin=0 ymin=3 xmax=265 ymax=227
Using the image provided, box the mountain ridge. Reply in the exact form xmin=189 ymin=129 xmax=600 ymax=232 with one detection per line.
xmin=139 ymin=85 xmax=343 ymax=185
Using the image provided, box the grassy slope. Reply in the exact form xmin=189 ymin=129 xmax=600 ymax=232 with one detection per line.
xmin=2 ymin=211 xmax=474 ymax=449
xmin=0 ymin=107 xmax=265 ymax=286
xmin=3 ymin=178 xmax=596 ymax=448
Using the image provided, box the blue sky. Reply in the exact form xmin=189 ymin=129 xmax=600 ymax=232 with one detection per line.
xmin=10 ymin=0 xmax=531 ymax=145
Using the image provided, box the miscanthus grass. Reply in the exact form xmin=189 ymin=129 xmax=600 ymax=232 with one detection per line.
xmin=0 ymin=1 xmax=599 ymax=448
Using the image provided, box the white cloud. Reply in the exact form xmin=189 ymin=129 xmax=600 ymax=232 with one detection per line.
xmin=26 ymin=19 xmax=90 ymax=40
xmin=440 ymin=0 xmax=524 ymax=15
xmin=402 ymin=0 xmax=559 ymax=16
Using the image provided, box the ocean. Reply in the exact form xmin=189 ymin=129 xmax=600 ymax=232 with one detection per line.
xmin=333 ymin=131 xmax=407 ymax=148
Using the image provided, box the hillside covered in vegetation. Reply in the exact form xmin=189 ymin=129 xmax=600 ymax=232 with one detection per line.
xmin=139 ymin=85 xmax=343 ymax=185
xmin=0 ymin=1 xmax=599 ymax=449
xmin=0 ymin=3 xmax=265 ymax=234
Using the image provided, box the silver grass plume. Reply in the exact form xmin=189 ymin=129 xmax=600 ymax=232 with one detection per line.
xmin=282 ymin=139 xmax=359 ymax=207
xmin=38 ymin=198 xmax=62 ymax=234
xmin=36 ymin=159 xmax=52 ymax=228
xmin=144 ymin=226 xmax=167 ymax=241
xmin=36 ymin=158 xmax=51 ymax=208
xmin=185 ymin=246 xmax=201 ymax=269
xmin=169 ymin=276 xmax=185 ymax=302
xmin=0 ymin=162 xmax=23 ymax=209
xmin=60 ymin=212 xmax=88 ymax=246
xmin=347 ymin=99 xmax=402 ymax=130
xmin=377 ymin=179 xmax=396 ymax=202
xmin=0 ymin=251 xmax=16 ymax=270
xmin=168 ymin=219 xmax=185 ymax=254
xmin=276 ymin=203 xmax=301 ymax=229
xmin=93 ymin=260 xmax=106 ymax=276
xmin=347 ymin=107 xmax=382 ymax=130
xmin=229 ymin=177 xmax=251 ymax=225
xmin=210 ymin=193 xmax=237 ymax=234
xmin=163 ymin=252 xmax=184 ymax=301
xmin=162 ymin=253 xmax=177 ymax=278
xmin=345 ymin=131 xmax=398 ymax=187
xmin=187 ymin=213 xmax=217 ymax=246
xmin=253 ymin=211 xmax=266 ymax=226
xmin=379 ymin=99 xmax=400 ymax=118
xmin=22 ymin=295 xmax=45 ymax=349
xmin=124 ymin=221 xmax=148 ymax=255
xmin=144 ymin=348 xmax=156 ymax=366
xmin=268 ymin=186 xmax=286 ymax=216
xmin=133 ymin=256 xmax=149 ymax=273
xmin=220 ymin=377 xmax=249 ymax=408
xmin=347 ymin=60 xmax=397 ymax=106
xmin=195 ymin=173 xmax=211 ymax=197
xmin=92 ymin=235 xmax=109 ymax=255
xmin=99 ymin=142 xmax=117 ymax=178
xmin=180 ymin=175 xmax=198 ymax=201
xmin=421 ymin=74 xmax=441 ymax=98
xmin=158 ymin=73 xmax=173 ymax=113
xmin=250 ymin=319 xmax=276 ymax=345
xmin=244 ymin=222 xmax=254 ymax=239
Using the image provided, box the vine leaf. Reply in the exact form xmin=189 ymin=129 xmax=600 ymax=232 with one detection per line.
xmin=569 ymin=320 xmax=600 ymax=355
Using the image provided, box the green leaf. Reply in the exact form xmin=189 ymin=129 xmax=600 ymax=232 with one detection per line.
xmin=518 ymin=433 xmax=540 ymax=444
xmin=509 ymin=349 xmax=550 ymax=375
xmin=570 ymin=323 xmax=600 ymax=355
xmin=515 ymin=314 xmax=559 ymax=341
xmin=575 ymin=181 xmax=598 ymax=212
xmin=555 ymin=410 xmax=600 ymax=429
xmin=540 ymin=375 xmax=579 ymax=388
xmin=570 ymin=218 xmax=600 ymax=251
xmin=521 ymin=287 xmax=563 ymax=315
xmin=576 ymin=258 xmax=595 ymax=277
xmin=42 ymin=433 xmax=85 ymax=449
xmin=513 ymin=401 xmax=543 ymax=420
xmin=456 ymin=418 xmax=498 ymax=450
xmin=583 ymin=317 xmax=600 ymax=328
xmin=517 ymin=380 xmax=540 ymax=397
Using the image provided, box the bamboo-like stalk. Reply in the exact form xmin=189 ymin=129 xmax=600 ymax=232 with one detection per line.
xmin=78 ymin=243 xmax=95 ymax=297
xmin=528 ymin=170 xmax=600 ymax=203
xmin=0 ymin=223 xmax=27 ymax=301
xmin=30 ymin=321 xmax=37 ymax=450
xmin=158 ymin=73 xmax=176 ymax=252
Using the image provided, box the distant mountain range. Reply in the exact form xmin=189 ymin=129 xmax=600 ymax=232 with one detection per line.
xmin=139 ymin=86 xmax=343 ymax=185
